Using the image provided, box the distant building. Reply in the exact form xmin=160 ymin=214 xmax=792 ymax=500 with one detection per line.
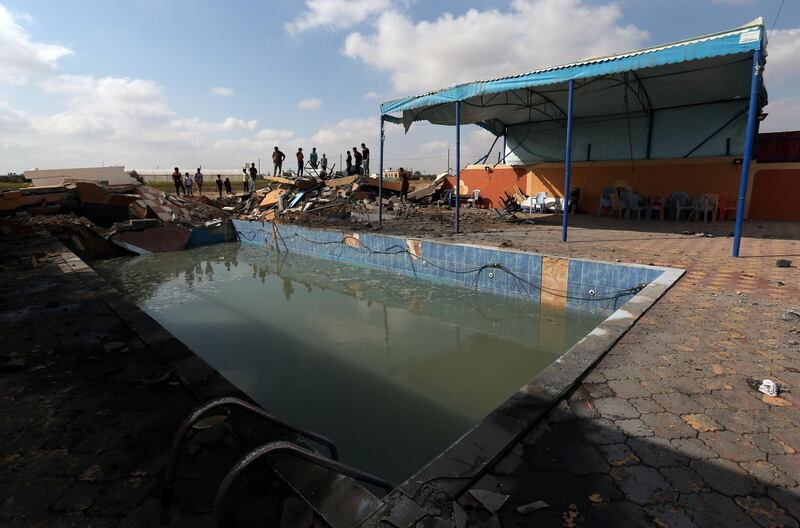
xmin=383 ymin=168 xmax=414 ymax=179
xmin=24 ymin=166 xmax=133 ymax=186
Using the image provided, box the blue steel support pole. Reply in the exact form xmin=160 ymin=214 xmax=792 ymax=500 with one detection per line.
xmin=732 ymin=48 xmax=762 ymax=258
xmin=561 ymin=79 xmax=575 ymax=242
xmin=379 ymin=115 xmax=384 ymax=226
xmin=455 ymin=101 xmax=461 ymax=233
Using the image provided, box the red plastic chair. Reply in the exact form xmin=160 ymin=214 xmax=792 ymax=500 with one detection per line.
xmin=717 ymin=193 xmax=737 ymax=220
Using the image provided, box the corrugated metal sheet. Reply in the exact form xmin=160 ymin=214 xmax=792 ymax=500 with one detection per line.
xmin=381 ymin=21 xmax=764 ymax=116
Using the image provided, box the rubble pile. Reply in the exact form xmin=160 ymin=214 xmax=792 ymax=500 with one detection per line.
xmin=0 ymin=181 xmax=236 ymax=258
xmin=235 ymin=172 xmax=451 ymax=225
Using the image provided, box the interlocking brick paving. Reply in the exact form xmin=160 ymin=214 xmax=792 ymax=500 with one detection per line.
xmin=3 ymin=211 xmax=799 ymax=527
xmin=375 ymin=213 xmax=800 ymax=527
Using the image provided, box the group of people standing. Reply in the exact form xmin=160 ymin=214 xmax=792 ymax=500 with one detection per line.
xmin=270 ymin=143 xmax=370 ymax=179
xmin=345 ymin=143 xmax=370 ymax=177
xmin=171 ymin=167 xmax=233 ymax=198
xmin=169 ymin=142 xmax=373 ymax=199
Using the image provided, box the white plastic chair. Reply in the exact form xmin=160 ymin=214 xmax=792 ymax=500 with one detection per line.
xmin=598 ymin=187 xmax=615 ymax=215
xmin=690 ymin=194 xmax=715 ymax=223
xmin=467 ymin=189 xmax=481 ymax=208
xmin=627 ymin=193 xmax=645 ymax=219
xmin=534 ymin=192 xmax=547 ymax=213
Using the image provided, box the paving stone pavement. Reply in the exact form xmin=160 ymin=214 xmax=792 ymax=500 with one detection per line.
xmin=377 ymin=216 xmax=800 ymax=527
xmin=0 ymin=223 xmax=271 ymax=527
xmin=4 ymin=212 xmax=799 ymax=527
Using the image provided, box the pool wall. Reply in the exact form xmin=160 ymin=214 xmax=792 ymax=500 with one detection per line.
xmin=232 ymin=219 xmax=684 ymax=524
xmin=234 ymin=220 xmax=666 ymax=315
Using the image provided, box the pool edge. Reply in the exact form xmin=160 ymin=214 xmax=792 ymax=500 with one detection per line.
xmin=358 ymin=265 xmax=685 ymax=526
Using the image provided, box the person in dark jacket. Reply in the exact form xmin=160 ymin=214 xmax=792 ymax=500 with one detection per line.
xmin=249 ymin=163 xmax=258 ymax=189
xmin=215 ymin=174 xmax=223 ymax=198
xmin=400 ymin=167 xmax=409 ymax=202
xmin=172 ymin=167 xmax=184 ymax=195
xmin=352 ymin=147 xmax=363 ymax=176
xmin=223 ymin=177 xmax=232 ymax=196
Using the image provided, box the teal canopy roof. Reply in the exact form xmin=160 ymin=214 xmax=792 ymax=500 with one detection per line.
xmin=380 ymin=20 xmax=767 ymax=145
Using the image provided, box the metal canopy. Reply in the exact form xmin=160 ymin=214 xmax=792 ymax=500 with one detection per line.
xmin=381 ymin=20 xmax=766 ymax=136
xmin=378 ymin=20 xmax=767 ymax=256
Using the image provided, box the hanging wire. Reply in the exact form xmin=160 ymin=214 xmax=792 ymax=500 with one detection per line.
xmin=769 ymin=0 xmax=786 ymax=40
xmin=235 ymin=227 xmax=646 ymax=305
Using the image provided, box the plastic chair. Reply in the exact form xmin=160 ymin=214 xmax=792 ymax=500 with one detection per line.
xmin=690 ymin=194 xmax=715 ymax=223
xmin=598 ymin=187 xmax=615 ymax=215
xmin=609 ymin=193 xmax=626 ymax=218
xmin=534 ymin=192 xmax=547 ymax=213
xmin=644 ymin=197 xmax=665 ymax=220
xmin=627 ymin=193 xmax=645 ymax=219
xmin=667 ymin=191 xmax=693 ymax=221
xmin=439 ymin=189 xmax=454 ymax=207
xmin=717 ymin=193 xmax=737 ymax=220
xmin=467 ymin=189 xmax=481 ymax=208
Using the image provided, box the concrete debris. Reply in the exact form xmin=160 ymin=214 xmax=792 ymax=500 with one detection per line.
xmin=516 ymin=500 xmax=550 ymax=514
xmin=1 ymin=181 xmax=236 ymax=258
xmin=467 ymin=489 xmax=509 ymax=514
xmin=233 ymin=171 xmax=450 ymax=226
xmin=783 ymin=309 xmax=800 ymax=322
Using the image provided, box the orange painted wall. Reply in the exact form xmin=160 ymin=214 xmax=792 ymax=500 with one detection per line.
xmin=750 ymin=169 xmax=800 ymax=221
xmin=457 ymin=159 xmax=800 ymax=221
xmin=446 ymin=166 xmax=527 ymax=208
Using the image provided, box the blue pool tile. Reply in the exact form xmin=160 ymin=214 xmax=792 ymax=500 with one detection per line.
xmin=597 ymin=264 xmax=614 ymax=290
xmin=611 ymin=265 xmax=630 ymax=289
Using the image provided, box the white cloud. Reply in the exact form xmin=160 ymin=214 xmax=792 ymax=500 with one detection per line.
xmin=0 ymin=73 xmax=275 ymax=170
xmin=761 ymin=97 xmax=800 ymax=133
xmin=343 ymin=0 xmax=647 ymax=93
xmin=363 ymin=91 xmax=383 ymax=100
xmin=419 ymin=141 xmax=448 ymax=155
xmin=765 ymin=28 xmax=800 ymax=89
xmin=298 ymin=97 xmax=323 ymax=110
xmin=286 ymin=0 xmax=392 ymax=34
xmin=257 ymin=128 xmax=296 ymax=141
xmin=0 ymin=5 xmax=73 ymax=84
xmin=311 ymin=117 xmax=377 ymax=147
xmin=210 ymin=86 xmax=234 ymax=96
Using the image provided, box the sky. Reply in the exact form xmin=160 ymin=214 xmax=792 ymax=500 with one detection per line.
xmin=0 ymin=0 xmax=797 ymax=174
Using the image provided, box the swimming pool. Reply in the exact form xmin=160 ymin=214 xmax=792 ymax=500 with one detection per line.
xmin=95 ymin=242 xmax=605 ymax=484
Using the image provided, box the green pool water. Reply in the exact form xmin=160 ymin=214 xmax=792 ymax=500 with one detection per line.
xmin=94 ymin=243 xmax=603 ymax=485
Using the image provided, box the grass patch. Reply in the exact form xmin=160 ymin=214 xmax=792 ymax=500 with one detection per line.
xmin=0 ymin=182 xmax=30 ymax=191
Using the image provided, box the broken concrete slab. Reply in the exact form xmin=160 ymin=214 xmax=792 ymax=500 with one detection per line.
xmin=466 ymin=490 xmax=509 ymax=514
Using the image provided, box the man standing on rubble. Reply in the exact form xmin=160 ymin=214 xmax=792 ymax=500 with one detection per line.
xmin=321 ymin=153 xmax=328 ymax=178
xmin=215 ymin=174 xmax=223 ymax=198
xmin=242 ymin=168 xmax=250 ymax=193
xmin=194 ymin=168 xmax=204 ymax=195
xmin=361 ymin=143 xmax=370 ymax=176
xmin=272 ymin=147 xmax=285 ymax=176
xmin=172 ymin=167 xmax=184 ymax=195
xmin=296 ymin=148 xmax=305 ymax=177
xmin=224 ymin=176 xmax=232 ymax=196
xmin=400 ymin=167 xmax=409 ymax=203
xmin=249 ymin=163 xmax=258 ymax=189
xmin=352 ymin=147 xmax=363 ymax=176
xmin=309 ymin=147 xmax=319 ymax=169
xmin=345 ymin=150 xmax=353 ymax=175
xmin=184 ymin=172 xmax=194 ymax=196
